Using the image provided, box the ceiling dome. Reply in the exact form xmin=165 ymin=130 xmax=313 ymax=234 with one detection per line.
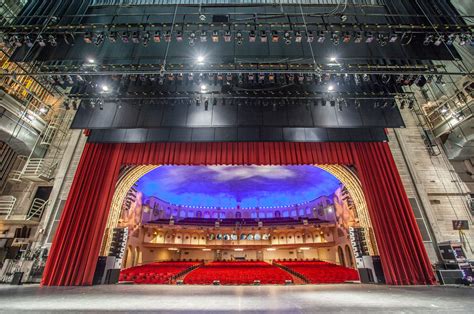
xmin=135 ymin=165 xmax=341 ymax=209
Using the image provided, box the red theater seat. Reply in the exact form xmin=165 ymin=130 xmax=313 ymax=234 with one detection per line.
xmin=119 ymin=261 xmax=199 ymax=284
xmin=277 ymin=260 xmax=359 ymax=284
xmin=183 ymin=261 xmax=292 ymax=285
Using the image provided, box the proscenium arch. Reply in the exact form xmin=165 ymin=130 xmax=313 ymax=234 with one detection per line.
xmin=101 ymin=164 xmax=378 ymax=255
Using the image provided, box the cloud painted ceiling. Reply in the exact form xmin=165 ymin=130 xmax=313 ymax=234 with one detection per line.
xmin=135 ymin=165 xmax=341 ymax=209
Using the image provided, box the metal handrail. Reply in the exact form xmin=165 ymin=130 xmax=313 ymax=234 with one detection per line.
xmin=26 ymin=198 xmax=49 ymax=220
xmin=0 ymin=196 xmax=16 ymax=219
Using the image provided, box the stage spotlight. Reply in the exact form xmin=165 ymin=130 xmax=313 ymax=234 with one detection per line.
xmin=423 ymin=34 xmax=433 ymax=46
xmin=337 ymin=100 xmax=343 ymax=111
xmin=354 ymin=99 xmax=361 ymax=109
xmin=331 ymin=32 xmax=340 ymax=45
xmin=295 ymin=31 xmax=302 ymax=43
xmin=271 ymin=31 xmax=279 ymax=43
xmin=39 ymin=107 xmax=48 ymax=114
xmin=306 ymin=30 xmax=314 ymax=43
xmin=94 ymin=33 xmax=104 ymax=46
xmin=121 ymin=31 xmax=130 ymax=43
xmin=389 ymin=32 xmax=398 ymax=43
xmin=329 ymin=56 xmax=337 ymax=62
xmin=98 ymin=99 xmax=104 ymax=110
xmin=362 ymin=73 xmax=370 ymax=82
xmin=200 ymin=83 xmax=208 ymax=93
xmin=260 ymin=30 xmax=268 ymax=43
xmin=236 ymin=31 xmax=243 ymax=45
xmin=249 ymin=30 xmax=256 ymax=42
xmin=142 ymin=31 xmax=150 ymax=46
xmin=87 ymin=57 xmax=95 ymax=63
xmin=84 ymin=32 xmax=93 ymax=43
xmin=204 ymin=99 xmax=209 ymax=110
xmin=399 ymin=99 xmax=406 ymax=110
xmin=200 ymin=30 xmax=207 ymax=42
xmin=353 ymin=31 xmax=363 ymax=43
xmin=377 ymin=33 xmax=388 ymax=46
xmin=212 ymin=30 xmax=219 ymax=43
xmin=365 ymin=31 xmax=374 ymax=43
xmin=440 ymin=104 xmax=449 ymax=115
xmin=408 ymin=99 xmax=415 ymax=110
xmin=433 ymin=35 xmax=443 ymax=46
xmin=101 ymin=84 xmax=110 ymax=92
xmin=435 ymin=75 xmax=445 ymax=85
xmin=72 ymin=99 xmax=79 ymax=110
xmin=63 ymin=100 xmax=70 ymax=110
xmin=11 ymin=35 xmax=21 ymax=47
xmin=24 ymin=35 xmax=33 ymax=47
xmin=222 ymin=30 xmax=231 ymax=42
xmin=196 ymin=55 xmax=205 ymax=64
xmin=445 ymin=33 xmax=456 ymax=45
xmin=258 ymin=73 xmax=265 ymax=83
xmin=108 ymin=31 xmax=118 ymax=43
xmin=317 ymin=30 xmax=326 ymax=43
xmin=453 ymin=112 xmax=465 ymax=121
xmin=131 ymin=31 xmax=140 ymax=44
xmin=284 ymin=31 xmax=292 ymax=45
xmin=327 ymin=84 xmax=335 ymax=92
xmin=188 ymin=32 xmax=196 ymax=46
xmin=150 ymin=31 xmax=160 ymax=43
xmin=342 ymin=31 xmax=351 ymax=43
xmin=47 ymin=35 xmax=57 ymax=47
xmin=164 ymin=31 xmax=172 ymax=42
xmin=268 ymin=73 xmax=275 ymax=82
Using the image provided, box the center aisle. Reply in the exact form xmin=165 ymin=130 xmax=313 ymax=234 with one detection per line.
xmin=183 ymin=261 xmax=292 ymax=285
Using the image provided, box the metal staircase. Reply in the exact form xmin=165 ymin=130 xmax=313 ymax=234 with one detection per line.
xmin=20 ymin=158 xmax=57 ymax=182
xmin=26 ymin=198 xmax=49 ymax=221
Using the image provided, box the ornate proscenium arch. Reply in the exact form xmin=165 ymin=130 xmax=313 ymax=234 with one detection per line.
xmin=42 ymin=142 xmax=435 ymax=286
xmin=101 ymin=164 xmax=378 ymax=256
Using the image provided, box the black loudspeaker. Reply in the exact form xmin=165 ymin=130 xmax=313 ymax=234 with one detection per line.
xmin=358 ymin=268 xmax=375 ymax=283
xmin=437 ymin=270 xmax=464 ymax=285
xmin=10 ymin=272 xmax=24 ymax=285
xmin=371 ymin=256 xmax=386 ymax=284
xmin=93 ymin=256 xmax=108 ymax=285
xmin=105 ymin=269 xmax=121 ymax=284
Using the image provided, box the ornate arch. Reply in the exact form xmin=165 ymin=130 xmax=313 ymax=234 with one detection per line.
xmin=101 ymin=164 xmax=377 ymax=255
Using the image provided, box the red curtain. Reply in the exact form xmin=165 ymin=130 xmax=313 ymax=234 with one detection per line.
xmin=41 ymin=142 xmax=435 ymax=286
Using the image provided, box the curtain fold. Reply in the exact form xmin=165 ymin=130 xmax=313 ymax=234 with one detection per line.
xmin=42 ymin=141 xmax=435 ymax=286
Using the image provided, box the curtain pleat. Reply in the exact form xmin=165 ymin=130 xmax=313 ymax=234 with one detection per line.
xmin=42 ymin=141 xmax=435 ymax=286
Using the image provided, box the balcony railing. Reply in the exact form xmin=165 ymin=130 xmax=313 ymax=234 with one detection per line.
xmin=26 ymin=198 xmax=49 ymax=221
xmin=0 ymin=195 xmax=16 ymax=219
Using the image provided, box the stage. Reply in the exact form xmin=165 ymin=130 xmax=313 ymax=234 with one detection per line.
xmin=1 ymin=284 xmax=472 ymax=313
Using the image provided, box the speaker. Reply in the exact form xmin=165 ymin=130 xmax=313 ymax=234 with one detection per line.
xmin=437 ymin=270 xmax=464 ymax=285
xmin=358 ymin=268 xmax=375 ymax=283
xmin=10 ymin=272 xmax=24 ymax=285
xmin=105 ymin=269 xmax=121 ymax=284
xmin=371 ymin=256 xmax=385 ymax=284
xmin=93 ymin=256 xmax=108 ymax=285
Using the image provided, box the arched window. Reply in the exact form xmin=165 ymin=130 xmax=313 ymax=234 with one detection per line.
xmin=345 ymin=245 xmax=354 ymax=268
xmin=274 ymin=211 xmax=281 ymax=218
xmin=283 ymin=211 xmax=289 ymax=217
xmin=306 ymin=207 xmax=311 ymax=215
xmin=298 ymin=208 xmax=305 ymax=216
xmin=203 ymin=211 xmax=211 ymax=218
xmin=266 ymin=212 xmax=273 ymax=218
xmin=196 ymin=211 xmax=202 ymax=218
xmin=212 ymin=212 xmax=218 ymax=219
xmin=250 ymin=212 xmax=257 ymax=219
xmin=179 ymin=210 xmax=186 ymax=218
xmin=235 ymin=211 xmax=242 ymax=218
xmin=337 ymin=246 xmax=346 ymax=267
xmin=290 ymin=210 xmax=297 ymax=217
xmin=258 ymin=212 xmax=265 ymax=218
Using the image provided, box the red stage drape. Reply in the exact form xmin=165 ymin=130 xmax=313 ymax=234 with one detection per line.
xmin=41 ymin=142 xmax=436 ymax=286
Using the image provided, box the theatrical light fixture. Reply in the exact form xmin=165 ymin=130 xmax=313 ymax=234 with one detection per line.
xmin=153 ymin=31 xmax=161 ymax=43
xmin=142 ymin=31 xmax=150 ymax=46
xmin=94 ymin=33 xmax=104 ymax=46
xmin=196 ymin=55 xmax=205 ymax=64
xmin=236 ymin=31 xmax=243 ymax=45
xmin=101 ymin=84 xmax=109 ymax=92
xmin=108 ymin=31 xmax=117 ymax=43
xmin=48 ymin=35 xmax=57 ymax=46
xmin=453 ymin=112 xmax=465 ymax=121
xmin=200 ymin=30 xmax=207 ymax=42
xmin=212 ymin=30 xmax=219 ymax=43
xmin=284 ymin=31 xmax=292 ymax=45
xmin=84 ymin=32 xmax=93 ymax=43
xmin=87 ymin=58 xmax=95 ymax=63
xmin=295 ymin=31 xmax=302 ymax=43
xmin=121 ymin=31 xmax=130 ymax=43
xmin=377 ymin=33 xmax=388 ymax=46
xmin=200 ymin=84 xmax=208 ymax=93
xmin=408 ymin=99 xmax=415 ymax=110
xmin=423 ymin=34 xmax=433 ymax=46
xmin=354 ymin=99 xmax=361 ymax=109
xmin=445 ymin=34 xmax=456 ymax=45
xmin=271 ymin=31 xmax=279 ymax=43
xmin=249 ymin=30 xmax=256 ymax=42
xmin=24 ymin=35 xmax=33 ymax=47
xmin=26 ymin=114 xmax=36 ymax=121
xmin=329 ymin=56 xmax=337 ymax=62
xmin=131 ymin=31 xmax=140 ymax=44
xmin=389 ymin=32 xmax=399 ymax=43
xmin=188 ymin=31 xmax=196 ymax=46
xmin=39 ymin=107 xmax=48 ymax=114
xmin=365 ymin=31 xmax=374 ymax=43
xmin=299 ymin=247 xmax=310 ymax=250
xmin=266 ymin=248 xmax=276 ymax=251
xmin=354 ymin=31 xmax=363 ymax=43
xmin=224 ymin=30 xmax=232 ymax=42
xmin=306 ymin=30 xmax=314 ymax=43
xmin=260 ymin=30 xmax=267 ymax=43
xmin=440 ymin=105 xmax=449 ymax=114
xmin=434 ymin=35 xmax=443 ymax=46
xmin=399 ymin=99 xmax=406 ymax=110
xmin=164 ymin=31 xmax=172 ymax=42
xmin=331 ymin=32 xmax=340 ymax=45
xmin=342 ymin=31 xmax=351 ymax=43
xmin=317 ymin=31 xmax=326 ymax=43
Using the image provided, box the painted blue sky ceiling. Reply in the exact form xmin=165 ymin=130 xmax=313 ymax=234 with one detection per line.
xmin=135 ymin=166 xmax=341 ymax=209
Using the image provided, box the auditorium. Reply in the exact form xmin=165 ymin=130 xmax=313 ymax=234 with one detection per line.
xmin=0 ymin=0 xmax=473 ymax=312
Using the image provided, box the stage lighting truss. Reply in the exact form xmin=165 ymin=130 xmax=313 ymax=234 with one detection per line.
xmin=2 ymin=27 xmax=472 ymax=49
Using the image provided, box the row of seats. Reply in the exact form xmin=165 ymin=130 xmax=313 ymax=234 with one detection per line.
xmin=277 ymin=260 xmax=359 ymax=284
xmin=119 ymin=261 xmax=199 ymax=284
xmin=183 ymin=261 xmax=292 ymax=285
